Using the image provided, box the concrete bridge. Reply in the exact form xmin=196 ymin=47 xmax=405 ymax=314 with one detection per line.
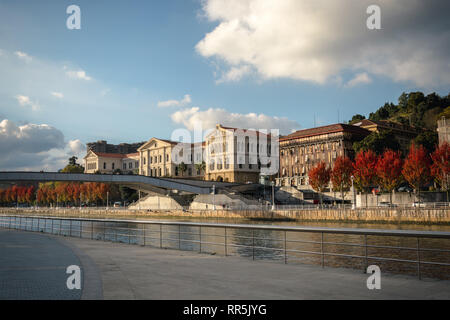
xmin=0 ymin=171 xmax=238 ymax=194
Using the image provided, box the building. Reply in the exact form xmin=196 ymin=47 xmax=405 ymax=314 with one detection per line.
xmin=86 ymin=140 xmax=145 ymax=154
xmin=437 ymin=117 xmax=450 ymax=145
xmin=138 ymin=138 xmax=204 ymax=179
xmin=84 ymin=151 xmax=140 ymax=174
xmin=352 ymin=119 xmax=418 ymax=153
xmin=204 ymin=124 xmax=275 ymax=183
xmin=277 ymin=124 xmax=370 ymax=188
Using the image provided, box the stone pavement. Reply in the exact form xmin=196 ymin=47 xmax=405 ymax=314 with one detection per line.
xmin=1 ymin=229 xmax=450 ymax=299
xmin=0 ymin=230 xmax=86 ymax=299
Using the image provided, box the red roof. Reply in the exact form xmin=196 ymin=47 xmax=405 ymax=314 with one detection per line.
xmin=91 ymin=151 xmax=126 ymax=159
xmin=280 ymin=123 xmax=370 ymax=141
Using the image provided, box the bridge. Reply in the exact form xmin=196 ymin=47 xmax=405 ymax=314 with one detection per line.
xmin=0 ymin=172 xmax=239 ymax=194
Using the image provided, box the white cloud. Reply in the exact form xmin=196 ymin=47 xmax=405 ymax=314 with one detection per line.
xmin=50 ymin=92 xmax=64 ymax=99
xmin=171 ymin=107 xmax=299 ymax=134
xmin=345 ymin=72 xmax=372 ymax=88
xmin=15 ymin=95 xmax=39 ymax=111
xmin=157 ymin=94 xmax=192 ymax=108
xmin=0 ymin=119 xmax=85 ymax=171
xmin=66 ymin=69 xmax=92 ymax=81
xmin=14 ymin=51 xmax=32 ymax=63
xmin=196 ymin=0 xmax=450 ymax=88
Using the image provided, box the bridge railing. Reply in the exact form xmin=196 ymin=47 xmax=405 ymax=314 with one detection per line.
xmin=1 ymin=214 xmax=450 ymax=280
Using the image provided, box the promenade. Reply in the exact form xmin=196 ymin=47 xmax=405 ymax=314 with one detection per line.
xmin=1 ymin=229 xmax=449 ymax=299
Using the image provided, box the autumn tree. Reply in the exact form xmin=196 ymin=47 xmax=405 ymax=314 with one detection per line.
xmin=353 ymin=150 xmax=378 ymax=207
xmin=308 ymin=161 xmax=331 ymax=206
xmin=376 ymin=149 xmax=403 ymax=205
xmin=402 ymin=144 xmax=431 ymax=203
xmin=331 ymin=156 xmax=354 ymax=205
xmin=431 ymin=142 xmax=450 ymax=201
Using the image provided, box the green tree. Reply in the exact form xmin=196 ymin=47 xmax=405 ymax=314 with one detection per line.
xmin=60 ymin=156 xmax=84 ymax=173
xmin=178 ymin=162 xmax=188 ymax=177
xmin=414 ymin=131 xmax=438 ymax=154
xmin=349 ymin=114 xmax=366 ymax=124
xmin=353 ymin=130 xmax=401 ymax=155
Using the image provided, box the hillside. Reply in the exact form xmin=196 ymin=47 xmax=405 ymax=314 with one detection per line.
xmin=365 ymin=92 xmax=450 ymax=130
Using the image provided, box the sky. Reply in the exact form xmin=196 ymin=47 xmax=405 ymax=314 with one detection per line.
xmin=0 ymin=0 xmax=449 ymax=170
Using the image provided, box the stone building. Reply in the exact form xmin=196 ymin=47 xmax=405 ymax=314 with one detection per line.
xmin=84 ymin=151 xmax=139 ymax=174
xmin=277 ymin=124 xmax=370 ymax=188
xmin=437 ymin=117 xmax=450 ymax=145
xmin=352 ymin=119 xmax=418 ymax=153
xmin=204 ymin=124 xmax=275 ymax=183
xmin=137 ymin=138 xmax=204 ymax=179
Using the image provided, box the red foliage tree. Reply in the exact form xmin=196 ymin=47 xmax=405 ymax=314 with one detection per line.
xmin=353 ymin=150 xmax=378 ymax=207
xmin=331 ymin=156 xmax=354 ymax=204
xmin=402 ymin=144 xmax=431 ymax=202
xmin=376 ymin=149 xmax=403 ymax=204
xmin=431 ymin=142 xmax=450 ymax=201
xmin=308 ymin=161 xmax=331 ymax=206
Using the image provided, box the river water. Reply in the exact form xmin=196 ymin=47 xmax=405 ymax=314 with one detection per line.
xmin=2 ymin=215 xmax=450 ymax=280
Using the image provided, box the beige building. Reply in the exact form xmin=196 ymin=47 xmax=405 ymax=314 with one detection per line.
xmin=138 ymin=138 xmax=204 ymax=179
xmin=84 ymin=151 xmax=139 ymax=174
xmin=205 ymin=124 xmax=275 ymax=183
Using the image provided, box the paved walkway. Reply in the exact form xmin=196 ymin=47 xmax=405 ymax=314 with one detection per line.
xmin=0 ymin=230 xmax=101 ymax=299
xmin=1 ymin=229 xmax=450 ymax=299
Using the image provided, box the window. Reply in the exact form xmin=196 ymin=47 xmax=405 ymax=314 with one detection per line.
xmin=129 ymin=163 xmax=132 ymax=169
xmin=159 ymin=155 xmax=162 ymax=162
xmin=143 ymin=158 xmax=146 ymax=165
xmin=123 ymin=163 xmax=126 ymax=170
xmin=112 ymin=163 xmax=115 ymax=170
xmin=166 ymin=154 xmax=169 ymax=161
xmin=103 ymin=162 xmax=106 ymax=169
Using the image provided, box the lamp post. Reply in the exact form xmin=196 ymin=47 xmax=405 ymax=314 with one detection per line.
xmin=271 ymin=181 xmax=275 ymax=211
xmin=106 ymin=191 xmax=109 ymax=210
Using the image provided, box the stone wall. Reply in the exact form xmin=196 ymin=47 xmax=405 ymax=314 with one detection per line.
xmin=1 ymin=207 xmax=449 ymax=224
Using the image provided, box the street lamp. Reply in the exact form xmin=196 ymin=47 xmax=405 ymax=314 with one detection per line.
xmin=212 ymin=184 xmax=216 ymax=210
xmin=106 ymin=191 xmax=109 ymax=210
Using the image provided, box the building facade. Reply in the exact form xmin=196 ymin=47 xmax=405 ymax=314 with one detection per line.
xmin=204 ymin=124 xmax=275 ymax=183
xmin=277 ymin=124 xmax=370 ymax=188
xmin=138 ymin=138 xmax=204 ymax=179
xmin=84 ymin=150 xmax=139 ymax=174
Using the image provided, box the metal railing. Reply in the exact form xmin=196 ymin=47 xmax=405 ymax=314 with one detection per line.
xmin=1 ymin=214 xmax=450 ymax=279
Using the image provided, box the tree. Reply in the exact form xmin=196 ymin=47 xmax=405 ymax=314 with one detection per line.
xmin=414 ymin=131 xmax=438 ymax=154
xmin=331 ymin=156 xmax=354 ymax=205
xmin=431 ymin=142 xmax=450 ymax=201
xmin=349 ymin=114 xmax=366 ymax=124
xmin=61 ymin=156 xmax=84 ymax=173
xmin=376 ymin=149 xmax=403 ymax=205
xmin=353 ymin=150 xmax=378 ymax=207
xmin=178 ymin=162 xmax=187 ymax=177
xmin=195 ymin=161 xmax=206 ymax=177
xmin=308 ymin=162 xmax=331 ymax=206
xmin=353 ymin=130 xmax=401 ymax=155
xmin=402 ymin=144 xmax=431 ymax=203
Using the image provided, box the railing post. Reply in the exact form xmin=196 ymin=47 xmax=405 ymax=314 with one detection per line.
xmin=199 ymin=226 xmax=202 ymax=253
xmin=364 ymin=234 xmax=368 ymax=272
xmin=160 ymin=224 xmax=162 ymax=249
xmin=252 ymin=230 xmax=255 ymax=260
xmin=321 ymin=232 xmax=324 ymax=268
xmin=51 ymin=218 xmax=53 ymax=234
xmin=103 ymin=221 xmax=106 ymax=241
xmin=179 ymin=225 xmax=181 ymax=250
xmin=91 ymin=221 xmax=94 ymax=240
xmin=417 ymin=237 xmax=421 ymax=280
xmin=143 ymin=224 xmax=146 ymax=246
xmin=69 ymin=219 xmax=72 ymax=237
xmin=224 ymin=227 xmax=227 ymax=256
xmin=284 ymin=230 xmax=287 ymax=264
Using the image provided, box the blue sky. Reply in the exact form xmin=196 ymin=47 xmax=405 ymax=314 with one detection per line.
xmin=0 ymin=0 xmax=449 ymax=170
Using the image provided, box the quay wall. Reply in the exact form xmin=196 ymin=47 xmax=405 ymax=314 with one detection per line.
xmin=0 ymin=207 xmax=449 ymax=224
